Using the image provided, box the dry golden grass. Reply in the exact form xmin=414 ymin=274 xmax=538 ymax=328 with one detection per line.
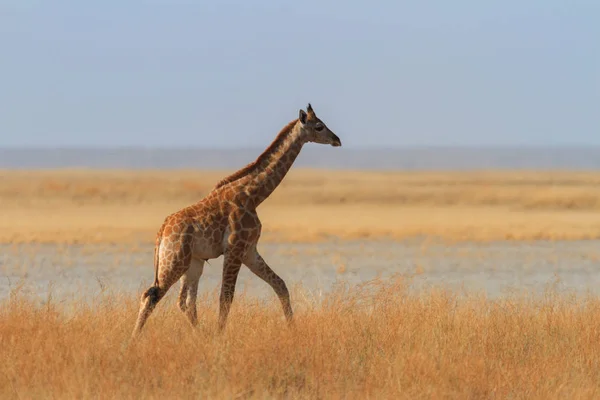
xmin=1 ymin=278 xmax=600 ymax=399
xmin=3 ymin=169 xmax=600 ymax=244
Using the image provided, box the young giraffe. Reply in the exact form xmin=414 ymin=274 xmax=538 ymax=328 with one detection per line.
xmin=131 ymin=103 xmax=342 ymax=337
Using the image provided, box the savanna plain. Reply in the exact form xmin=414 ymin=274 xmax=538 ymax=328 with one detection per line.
xmin=2 ymin=169 xmax=600 ymax=399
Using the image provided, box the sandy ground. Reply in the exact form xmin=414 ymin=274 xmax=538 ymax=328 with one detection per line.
xmin=4 ymin=169 xmax=600 ymax=244
xmin=3 ymin=238 xmax=600 ymax=305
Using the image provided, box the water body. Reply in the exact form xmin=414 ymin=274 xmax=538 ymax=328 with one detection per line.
xmin=2 ymin=147 xmax=600 ymax=170
xmin=2 ymin=240 xmax=599 ymax=304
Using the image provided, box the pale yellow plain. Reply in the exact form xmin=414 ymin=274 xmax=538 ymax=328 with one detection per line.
xmin=2 ymin=169 xmax=600 ymax=244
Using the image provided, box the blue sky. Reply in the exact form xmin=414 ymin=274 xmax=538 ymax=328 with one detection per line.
xmin=1 ymin=0 xmax=598 ymax=148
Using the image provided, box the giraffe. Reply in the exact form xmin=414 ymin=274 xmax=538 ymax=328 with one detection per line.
xmin=131 ymin=103 xmax=342 ymax=337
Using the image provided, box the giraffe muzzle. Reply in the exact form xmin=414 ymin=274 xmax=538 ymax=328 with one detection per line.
xmin=331 ymin=133 xmax=342 ymax=147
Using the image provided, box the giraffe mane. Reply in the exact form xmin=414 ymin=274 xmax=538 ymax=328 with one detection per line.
xmin=212 ymin=118 xmax=299 ymax=189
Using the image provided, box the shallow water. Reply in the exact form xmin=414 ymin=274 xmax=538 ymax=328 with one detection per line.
xmin=2 ymin=239 xmax=600 ymax=304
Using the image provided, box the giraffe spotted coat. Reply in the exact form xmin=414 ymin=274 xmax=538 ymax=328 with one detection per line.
xmin=132 ymin=104 xmax=342 ymax=337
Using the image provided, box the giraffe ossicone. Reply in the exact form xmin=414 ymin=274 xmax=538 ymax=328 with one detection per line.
xmin=131 ymin=103 xmax=342 ymax=337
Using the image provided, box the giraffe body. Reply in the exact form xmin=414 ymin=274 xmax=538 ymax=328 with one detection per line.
xmin=132 ymin=104 xmax=341 ymax=337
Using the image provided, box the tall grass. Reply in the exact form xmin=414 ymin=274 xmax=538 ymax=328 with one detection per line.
xmin=1 ymin=278 xmax=599 ymax=399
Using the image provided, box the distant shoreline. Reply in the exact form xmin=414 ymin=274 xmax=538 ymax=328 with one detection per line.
xmin=2 ymin=146 xmax=600 ymax=170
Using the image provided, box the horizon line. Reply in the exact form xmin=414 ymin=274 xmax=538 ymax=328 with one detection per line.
xmin=2 ymin=144 xmax=600 ymax=151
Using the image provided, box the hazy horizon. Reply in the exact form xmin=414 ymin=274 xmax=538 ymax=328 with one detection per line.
xmin=3 ymin=147 xmax=600 ymax=170
xmin=4 ymin=143 xmax=600 ymax=150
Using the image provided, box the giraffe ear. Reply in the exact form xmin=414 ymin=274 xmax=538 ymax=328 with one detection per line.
xmin=299 ymin=109 xmax=307 ymax=124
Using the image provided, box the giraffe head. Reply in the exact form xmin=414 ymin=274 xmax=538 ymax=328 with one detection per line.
xmin=298 ymin=103 xmax=341 ymax=147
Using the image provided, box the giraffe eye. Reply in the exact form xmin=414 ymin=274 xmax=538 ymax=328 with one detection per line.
xmin=315 ymin=124 xmax=324 ymax=132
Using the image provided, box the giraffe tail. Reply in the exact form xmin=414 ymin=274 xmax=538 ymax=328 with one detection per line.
xmin=152 ymin=237 xmax=161 ymax=287
xmin=142 ymin=224 xmax=164 ymax=301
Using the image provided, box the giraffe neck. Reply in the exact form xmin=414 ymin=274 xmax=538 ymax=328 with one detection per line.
xmin=243 ymin=122 xmax=305 ymax=208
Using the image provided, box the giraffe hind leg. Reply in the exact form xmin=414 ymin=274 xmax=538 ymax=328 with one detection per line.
xmin=131 ymin=284 xmax=166 ymax=338
xmin=177 ymin=279 xmax=189 ymax=313
xmin=131 ymin=229 xmax=195 ymax=338
xmin=177 ymin=257 xmax=205 ymax=327
xmin=132 ymin=265 xmax=190 ymax=338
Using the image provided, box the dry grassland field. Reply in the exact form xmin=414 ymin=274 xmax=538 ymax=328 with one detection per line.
xmin=2 ymin=169 xmax=600 ymax=399
xmin=4 ymin=169 xmax=600 ymax=244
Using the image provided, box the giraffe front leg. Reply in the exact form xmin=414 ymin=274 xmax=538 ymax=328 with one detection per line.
xmin=218 ymin=254 xmax=242 ymax=332
xmin=244 ymin=249 xmax=293 ymax=323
